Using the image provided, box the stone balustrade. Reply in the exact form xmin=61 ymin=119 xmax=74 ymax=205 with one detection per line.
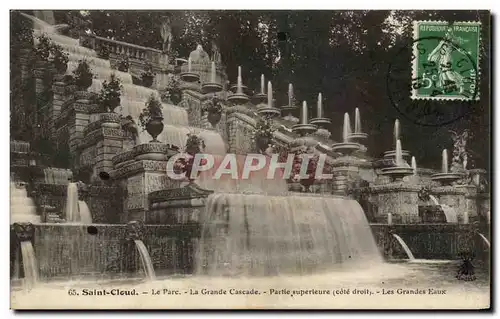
xmin=79 ymin=34 xmax=168 ymax=71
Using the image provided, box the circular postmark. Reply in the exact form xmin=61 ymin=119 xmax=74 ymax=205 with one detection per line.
xmin=387 ymin=36 xmax=479 ymax=127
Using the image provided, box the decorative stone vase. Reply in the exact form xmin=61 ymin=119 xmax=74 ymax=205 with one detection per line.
xmin=255 ymin=135 xmax=271 ymax=154
xmin=100 ymin=97 xmax=121 ymax=113
xmin=99 ymin=112 xmax=121 ymax=129
xmin=207 ymin=112 xmax=222 ymax=127
xmin=142 ymin=74 xmax=154 ymax=88
xmin=146 ymin=117 xmax=164 ymax=142
xmin=76 ymin=76 xmax=94 ymax=91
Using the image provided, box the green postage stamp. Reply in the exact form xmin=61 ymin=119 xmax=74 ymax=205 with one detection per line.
xmin=411 ymin=21 xmax=481 ymax=100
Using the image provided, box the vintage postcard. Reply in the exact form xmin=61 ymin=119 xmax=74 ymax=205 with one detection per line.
xmin=10 ymin=10 xmax=491 ymax=310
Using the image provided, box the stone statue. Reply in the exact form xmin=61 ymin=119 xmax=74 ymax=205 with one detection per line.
xmin=211 ymin=40 xmax=222 ymax=64
xmin=189 ymin=44 xmax=210 ymax=64
xmin=449 ymin=129 xmax=470 ymax=172
xmin=160 ymin=16 xmax=172 ymax=54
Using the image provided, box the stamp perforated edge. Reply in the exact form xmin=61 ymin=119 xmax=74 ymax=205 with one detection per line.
xmin=411 ymin=20 xmax=482 ymax=101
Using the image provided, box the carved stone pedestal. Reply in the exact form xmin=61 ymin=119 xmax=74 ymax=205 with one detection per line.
xmin=330 ymin=157 xmax=366 ymax=195
xmin=370 ymin=184 xmax=421 ymax=224
xmin=78 ymin=113 xmax=124 ymax=182
xmin=110 ymin=143 xmax=180 ymax=223
xmin=455 ymin=184 xmax=478 ymax=223
xmin=65 ymin=98 xmax=95 ymax=155
xmin=226 ymin=106 xmax=256 ymax=154
xmin=50 ymin=81 xmax=68 ymax=140
xmin=148 ymin=183 xmax=213 ymax=224
xmin=432 ymin=186 xmax=467 ymax=224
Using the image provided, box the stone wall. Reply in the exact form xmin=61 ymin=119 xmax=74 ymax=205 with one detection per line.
xmin=85 ymin=186 xmax=123 ymax=223
xmin=26 ymin=223 xmax=199 ymax=281
xmin=32 ymin=184 xmax=67 ymax=217
xmin=226 ymin=111 xmax=256 ymax=154
xmin=370 ymin=224 xmax=490 ymax=260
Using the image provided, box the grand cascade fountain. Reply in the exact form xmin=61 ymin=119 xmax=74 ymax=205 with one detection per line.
xmin=9 ymin=11 xmax=490 ymax=308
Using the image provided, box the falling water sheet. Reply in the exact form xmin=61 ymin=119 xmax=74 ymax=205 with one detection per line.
xmin=9 ymin=9 xmax=491 ymax=310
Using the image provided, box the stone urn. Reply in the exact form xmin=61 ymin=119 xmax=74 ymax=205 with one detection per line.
xmin=75 ymin=77 xmax=94 ymax=92
xmin=102 ymin=97 xmax=121 ymax=113
xmin=207 ymin=112 xmax=222 ymax=127
xmin=74 ymin=71 xmax=94 ymax=91
xmin=146 ymin=116 xmax=164 ymax=142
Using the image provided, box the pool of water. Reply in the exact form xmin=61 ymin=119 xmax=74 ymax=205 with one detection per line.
xmin=11 ymin=260 xmax=490 ymax=309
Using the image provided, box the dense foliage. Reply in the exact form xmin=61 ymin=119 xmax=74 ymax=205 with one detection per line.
xmin=72 ymin=59 xmax=94 ymax=90
xmin=98 ymin=74 xmax=122 ymax=112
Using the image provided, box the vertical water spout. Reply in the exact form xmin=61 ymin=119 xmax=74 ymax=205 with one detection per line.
xmin=463 ymin=211 xmax=469 ymax=224
xmin=267 ymin=81 xmax=273 ymax=108
xmin=394 ymin=119 xmax=400 ymax=148
xmin=188 ymin=57 xmax=192 ymax=72
xmin=355 ymin=108 xmax=361 ymax=133
xmin=387 ymin=212 xmax=393 ymax=225
xmin=78 ymin=200 xmax=93 ymax=224
xmin=442 ymin=149 xmax=448 ymax=173
xmin=396 ymin=139 xmax=403 ymax=167
xmin=301 ymin=101 xmax=308 ymax=125
xmin=65 ymin=183 xmax=79 ymax=222
xmin=210 ymin=61 xmax=216 ymax=83
xmin=236 ymin=66 xmax=243 ymax=94
xmin=134 ymin=240 xmax=156 ymax=280
xmin=260 ymin=74 xmax=265 ymax=94
xmin=411 ymin=156 xmax=417 ymax=175
xmin=317 ymin=93 xmax=323 ymax=118
xmin=342 ymin=113 xmax=352 ymax=143
xmin=20 ymin=241 xmax=39 ymax=290
xmin=288 ymin=83 xmax=293 ymax=107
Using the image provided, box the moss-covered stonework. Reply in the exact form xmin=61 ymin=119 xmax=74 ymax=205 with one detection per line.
xmin=22 ymin=224 xmax=199 ymax=281
xmin=370 ymin=224 xmax=490 ymax=261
